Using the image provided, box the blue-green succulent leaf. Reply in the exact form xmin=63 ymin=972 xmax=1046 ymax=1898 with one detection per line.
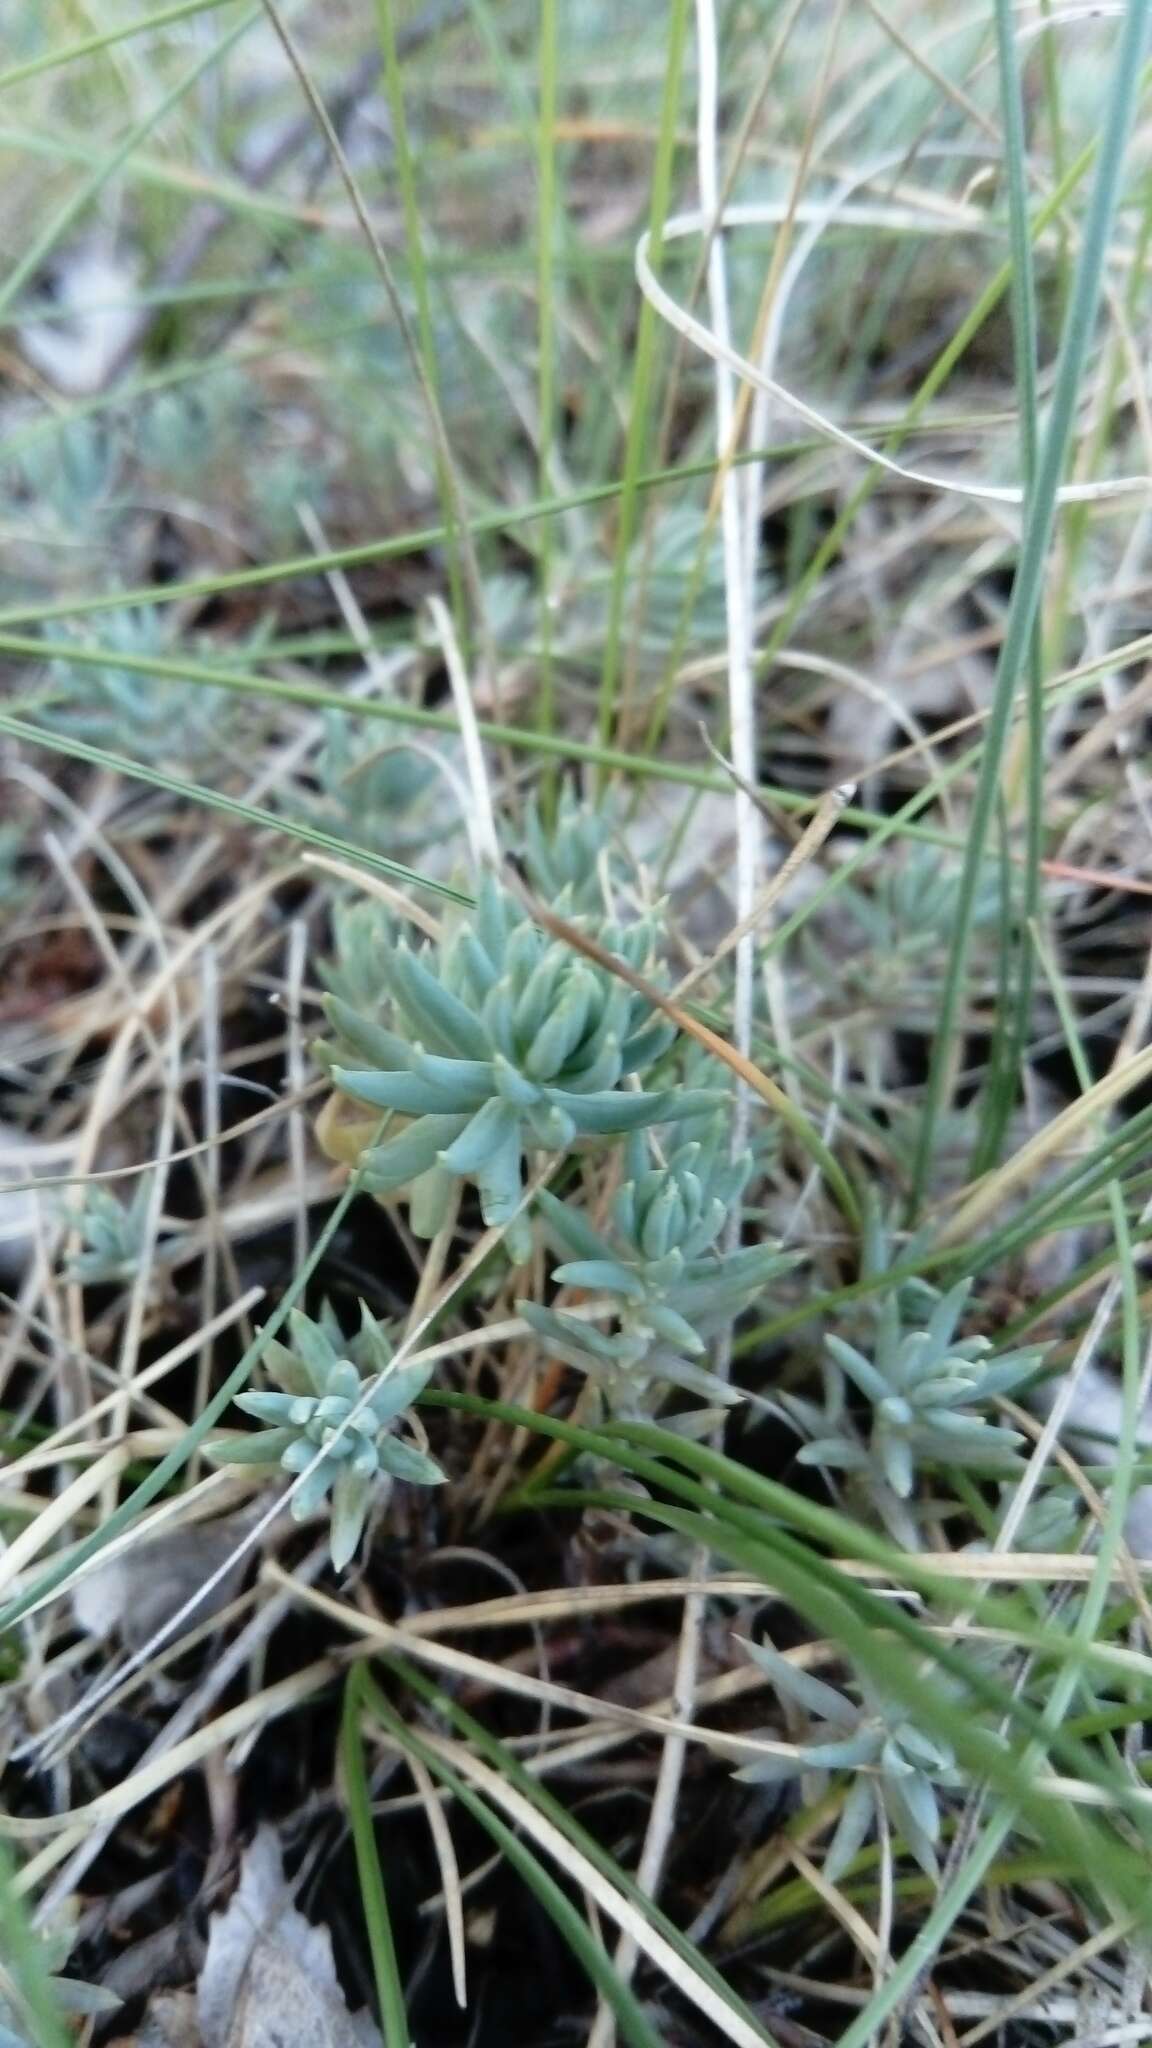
xmin=332 ymin=1067 xmax=473 ymax=1116
xmin=823 ymin=1776 xmax=877 ymax=1884
xmin=438 ymin=1097 xmax=520 ymax=1176
xmin=389 ymin=942 xmax=491 ymax=1058
xmin=329 ymin=1462 xmax=375 ymax=1571
xmin=322 ymin=997 xmax=413 ymax=1071
xmin=233 ymin=1391 xmax=300 ymax=1425
xmin=563 ymin=1089 xmax=673 ymax=1133
xmin=364 ymin=1114 xmax=469 ymax=1189
xmin=287 ymin=1308 xmax=339 ymax=1391
xmin=206 ymin=1428 xmax=300 ymax=1465
xmin=551 ymin=1258 xmax=647 ymax=1300
xmin=739 ymin=1637 xmax=855 ymax=1725
xmin=378 ymin=1438 xmax=446 ymax=1485
xmin=536 ymin=1188 xmax=613 ymax=1262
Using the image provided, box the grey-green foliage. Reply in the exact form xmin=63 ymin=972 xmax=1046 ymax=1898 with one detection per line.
xmin=138 ymin=374 xmax=330 ymax=547
xmin=46 ymin=609 xmax=227 ymax=763
xmin=806 ymin=847 xmax=1004 ymax=1011
xmin=65 ymin=1175 xmax=156 ymax=1284
xmin=622 ymin=505 xmax=746 ymax=664
xmin=296 ymin=710 xmax=439 ymax=861
xmin=576 ymin=506 xmax=764 ymax=673
xmin=136 ymin=371 xmax=250 ymax=484
xmin=209 ymin=1303 xmax=443 ymax=1571
xmin=518 ymin=1126 xmax=789 ymax=1418
xmin=800 ymin=1280 xmax=1041 ymax=1495
xmin=473 ymin=508 xmax=768 ymax=677
xmin=320 ymin=897 xmax=395 ymax=1018
xmin=982 ymin=1481 xmax=1081 ymax=1555
xmin=518 ymin=788 xmax=618 ymax=912
xmin=784 ymin=1219 xmax=1044 ymax=1533
xmin=11 ymin=418 xmax=117 ymax=542
xmin=316 ymin=875 xmax=717 ymax=1261
xmin=851 ymin=846 xmax=1002 ymax=953
xmin=737 ymin=1636 xmax=963 ymax=1881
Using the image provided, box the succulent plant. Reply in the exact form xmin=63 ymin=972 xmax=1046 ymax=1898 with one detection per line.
xmin=319 ymin=896 xmax=395 ymax=1017
xmin=790 ymin=1275 xmax=1043 ymax=1508
xmin=65 ymin=1175 xmax=157 ymax=1284
xmin=11 ymin=416 xmax=117 ymax=540
xmin=779 ymin=1209 xmax=1043 ymax=1535
xmin=296 ymin=709 xmax=440 ymax=860
xmin=517 ymin=1126 xmax=789 ymax=1417
xmin=208 ymin=1304 xmax=444 ymax=1570
xmin=799 ymin=839 xmax=1004 ymax=1024
xmin=736 ymin=1636 xmax=964 ymax=1881
xmin=517 ymin=788 xmax=617 ymax=911
xmin=47 ymin=608 xmax=228 ymax=763
xmin=969 ymin=1480 xmax=1081 ymax=1558
xmin=136 ymin=368 xmax=251 ymax=484
xmin=565 ymin=506 xmax=764 ymax=674
xmin=315 ymin=875 xmax=717 ymax=1262
xmin=849 ymin=846 xmax=1002 ymax=959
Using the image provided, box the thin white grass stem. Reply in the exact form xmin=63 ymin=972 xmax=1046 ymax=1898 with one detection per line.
xmin=428 ymin=592 xmax=499 ymax=868
xmin=419 ymin=1736 xmax=772 ymax=2048
xmin=636 ymin=186 xmax=1152 ymax=510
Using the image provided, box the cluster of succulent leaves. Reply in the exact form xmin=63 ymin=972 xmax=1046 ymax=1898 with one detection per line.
xmin=966 ymin=1482 xmax=1082 ymax=1570
xmin=9 ymin=417 xmax=116 ymax=549
xmin=738 ymin=1636 xmax=963 ymax=1880
xmin=782 ymin=1211 xmax=1045 ymax=1542
xmin=293 ymin=710 xmax=442 ymax=861
xmin=801 ymin=846 xmax=1004 ymax=1021
xmin=209 ymin=1303 xmax=443 ymax=1571
xmin=519 ymin=1126 xmax=790 ymax=1421
xmin=315 ymin=872 xmax=718 ymax=1262
xmin=45 ymin=608 xmax=230 ymax=764
xmin=65 ymin=1175 xmax=157 ymax=1284
xmin=517 ymin=787 xmax=619 ymax=911
xmin=135 ymin=370 xmax=253 ymax=488
xmin=551 ymin=506 xmax=768 ymax=675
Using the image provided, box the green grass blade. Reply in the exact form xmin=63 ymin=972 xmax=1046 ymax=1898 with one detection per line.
xmin=534 ymin=0 xmax=559 ymax=783
xmin=0 ymin=1841 xmax=70 ymax=2048
xmin=911 ymin=0 xmax=1152 ymax=1208
xmin=595 ymin=0 xmax=690 ymax=760
xmin=341 ymin=1668 xmax=411 ymax=2048
xmin=972 ymin=0 xmax=1046 ymax=1174
xmin=521 ymin=1480 xmax=1152 ymax=1911
xmin=0 ymin=627 xmax=1005 ymax=847
xmin=360 ymin=1680 xmax=666 ymax=2048
xmin=0 ymin=6 xmax=261 ymax=323
xmin=385 ymin=1654 xmax=777 ymax=2046
xmin=0 ymin=424 xmax=1006 ymax=631
xmin=373 ymin=0 xmax=468 ymax=640
xmin=0 ymin=709 xmax=470 ymax=905
xmin=0 ymin=0 xmax=241 ymax=93
xmin=747 ymin=88 xmax=1128 ymax=716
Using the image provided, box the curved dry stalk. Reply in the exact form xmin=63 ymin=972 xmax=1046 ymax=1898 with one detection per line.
xmin=636 ymin=191 xmax=1152 ymax=508
xmin=415 ymin=1732 xmax=775 ymax=2048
